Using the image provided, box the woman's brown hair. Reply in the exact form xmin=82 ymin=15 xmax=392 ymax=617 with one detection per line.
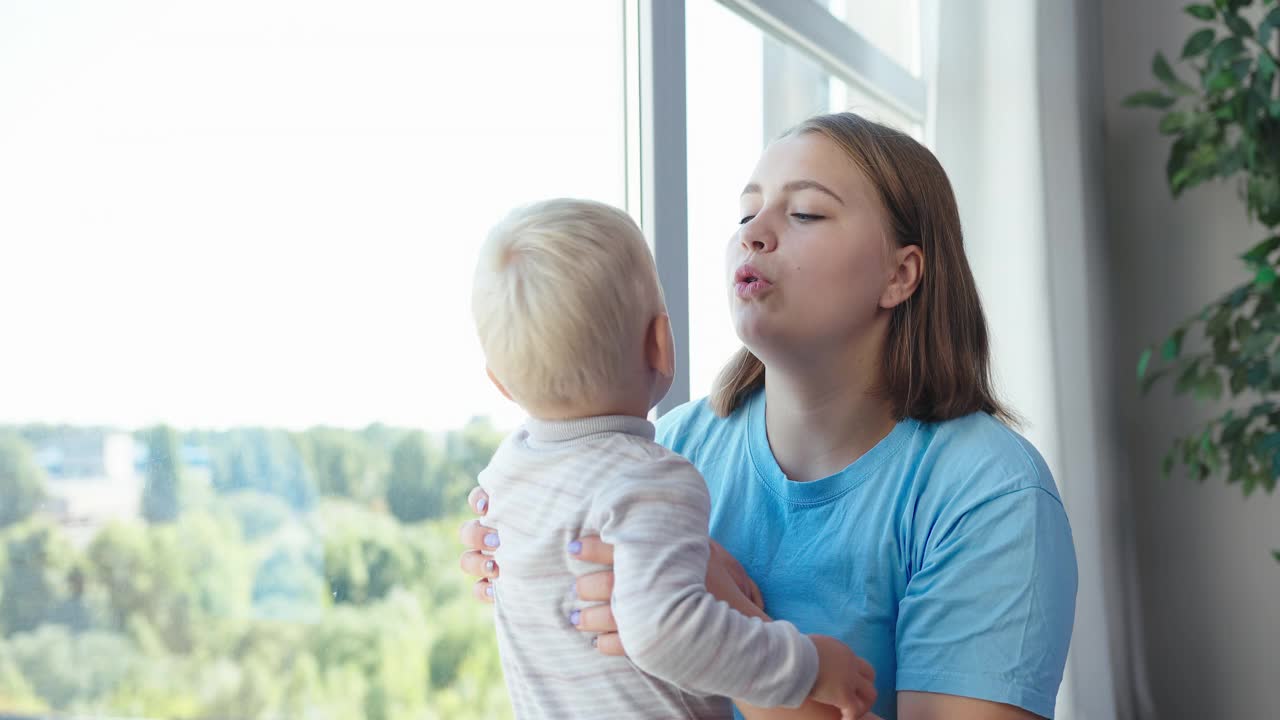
xmin=710 ymin=112 xmax=1017 ymax=426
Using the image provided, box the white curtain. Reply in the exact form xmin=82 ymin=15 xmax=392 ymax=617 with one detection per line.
xmin=925 ymin=1 xmax=1153 ymax=717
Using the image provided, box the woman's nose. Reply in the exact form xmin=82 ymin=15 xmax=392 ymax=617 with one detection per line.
xmin=739 ymin=218 xmax=777 ymax=253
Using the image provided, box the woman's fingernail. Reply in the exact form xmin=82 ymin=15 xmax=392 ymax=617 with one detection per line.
xmin=484 ymin=533 xmax=500 ymax=548
xmin=477 ymin=498 xmax=487 ymax=513
xmin=567 ymin=540 xmax=582 ymax=555
xmin=485 ymin=559 xmax=497 ymax=574
xmin=569 ymin=610 xmax=581 ymax=626
xmin=485 ymin=585 xmax=494 ymax=598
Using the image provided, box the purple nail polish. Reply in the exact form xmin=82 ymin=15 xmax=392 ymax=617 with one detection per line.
xmin=485 ymin=586 xmax=494 ymax=598
xmin=485 ymin=559 xmax=496 ymax=574
xmin=569 ymin=610 xmax=581 ymax=626
xmin=477 ymin=498 xmax=487 ymax=513
xmin=484 ymin=533 xmax=500 ymax=548
xmin=567 ymin=540 xmax=582 ymax=555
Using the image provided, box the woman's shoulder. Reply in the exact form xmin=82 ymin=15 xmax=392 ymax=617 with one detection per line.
xmin=911 ymin=411 xmax=1061 ymax=507
xmin=654 ymin=395 xmax=742 ymax=458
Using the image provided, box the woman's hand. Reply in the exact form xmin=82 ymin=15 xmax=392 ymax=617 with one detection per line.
xmin=458 ymin=487 xmax=500 ymax=603
xmin=567 ymin=535 xmax=766 ymax=655
xmin=459 ymin=487 xmax=767 ymax=653
xmin=708 ymin=539 xmax=765 ymax=614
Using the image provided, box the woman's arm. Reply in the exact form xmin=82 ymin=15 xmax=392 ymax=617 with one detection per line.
xmin=897 ymin=692 xmax=1041 ymax=720
xmin=460 ymin=489 xmax=877 ymax=718
xmin=571 ymin=536 xmax=876 ymax=720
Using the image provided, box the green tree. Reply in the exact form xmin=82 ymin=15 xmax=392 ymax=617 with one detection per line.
xmin=0 ymin=432 xmax=46 ymax=528
xmin=0 ymin=522 xmax=73 ymax=635
xmin=319 ymin=501 xmax=425 ymax=605
xmin=441 ymin=417 xmax=505 ymax=515
xmin=209 ymin=429 xmax=317 ymax=510
xmin=385 ymin=431 xmax=441 ymax=524
xmin=141 ymin=425 xmax=182 ymax=524
xmin=298 ymin=428 xmax=381 ymax=503
xmin=86 ymin=513 xmax=249 ymax=653
xmin=7 ymin=625 xmax=137 ymax=711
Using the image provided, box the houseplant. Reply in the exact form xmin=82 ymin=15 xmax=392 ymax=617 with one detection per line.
xmin=1125 ymin=0 xmax=1280 ymax=559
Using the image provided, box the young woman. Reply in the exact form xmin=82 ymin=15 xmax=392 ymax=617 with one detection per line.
xmin=460 ymin=112 xmax=1077 ymax=720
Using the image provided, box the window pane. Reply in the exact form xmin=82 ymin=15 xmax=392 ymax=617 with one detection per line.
xmin=817 ymin=0 xmax=922 ymax=77
xmin=0 ymin=1 xmax=622 ymax=717
xmin=686 ymin=2 xmax=913 ymax=400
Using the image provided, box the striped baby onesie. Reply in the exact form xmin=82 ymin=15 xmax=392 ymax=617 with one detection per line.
xmin=478 ymin=414 xmax=818 ymax=719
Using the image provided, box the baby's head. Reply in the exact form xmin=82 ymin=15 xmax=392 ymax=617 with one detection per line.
xmin=472 ymin=198 xmax=674 ymax=420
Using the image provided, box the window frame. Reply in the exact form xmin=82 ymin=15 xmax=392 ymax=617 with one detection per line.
xmin=634 ymin=0 xmax=927 ymax=414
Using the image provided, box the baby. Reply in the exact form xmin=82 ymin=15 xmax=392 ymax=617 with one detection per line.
xmin=471 ymin=198 xmax=873 ymax=719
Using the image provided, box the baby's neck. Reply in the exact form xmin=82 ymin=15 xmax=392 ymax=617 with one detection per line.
xmin=526 ymin=392 xmax=652 ymax=424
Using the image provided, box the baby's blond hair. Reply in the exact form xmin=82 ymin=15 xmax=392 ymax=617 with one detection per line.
xmin=472 ymin=198 xmax=664 ymax=411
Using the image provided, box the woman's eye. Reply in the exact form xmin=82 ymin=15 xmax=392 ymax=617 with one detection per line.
xmin=738 ymin=215 xmax=756 ymax=225
xmin=792 ymin=213 xmax=824 ymax=222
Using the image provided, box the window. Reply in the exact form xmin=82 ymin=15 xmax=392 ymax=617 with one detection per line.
xmin=818 ymin=0 xmax=922 ymax=77
xmin=0 ymin=2 xmax=928 ymax=718
xmin=684 ymin=0 xmax=923 ymax=400
xmin=0 ymin=2 xmax=622 ymax=718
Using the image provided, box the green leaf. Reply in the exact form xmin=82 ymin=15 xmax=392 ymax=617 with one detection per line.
xmin=1243 ymin=332 xmax=1271 ymax=356
xmin=1142 ymin=366 xmax=1172 ymax=394
xmin=1163 ymin=328 xmax=1188 ymax=359
xmin=1183 ymin=28 xmax=1217 ymax=57
xmin=1225 ymin=12 xmax=1254 ymax=37
xmin=1153 ymin=52 xmax=1198 ymax=94
xmin=1241 ymin=236 xmax=1280 ymax=265
xmin=1208 ymin=36 xmax=1246 ymax=69
xmin=1159 ymin=112 xmax=1188 ymax=134
xmin=1259 ymin=7 xmax=1280 ymax=43
xmin=1272 ymin=549 xmax=1280 ymax=563
xmin=1168 ymin=137 xmax=1194 ymax=193
xmin=1186 ymin=3 xmax=1217 ymax=19
xmin=1271 ymin=100 xmax=1280 ymax=117
xmin=1231 ymin=366 xmax=1249 ymax=393
xmin=1259 ymin=51 xmax=1277 ymax=79
xmin=1124 ymin=90 xmax=1177 ymax=109
xmin=1230 ymin=58 xmax=1253 ymax=81
xmin=1235 ymin=315 xmax=1254 ymax=341
xmin=1138 ymin=347 xmax=1153 ymax=379
xmin=1177 ymin=360 xmax=1203 ymax=393
xmin=1197 ymin=370 xmax=1225 ymax=401
xmin=1247 ymin=359 xmax=1269 ymax=385
xmin=1255 ymin=264 xmax=1278 ymax=289
xmin=1208 ymin=69 xmax=1238 ymax=91
xmin=1222 ymin=416 xmax=1248 ymax=442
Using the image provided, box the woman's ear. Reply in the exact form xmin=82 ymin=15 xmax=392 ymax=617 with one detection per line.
xmin=880 ymin=245 xmax=923 ymax=310
xmin=646 ymin=312 xmax=676 ymax=380
xmin=486 ymin=367 xmax=515 ymax=402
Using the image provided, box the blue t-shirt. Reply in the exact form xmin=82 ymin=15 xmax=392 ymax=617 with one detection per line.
xmin=655 ymin=390 xmax=1077 ymax=720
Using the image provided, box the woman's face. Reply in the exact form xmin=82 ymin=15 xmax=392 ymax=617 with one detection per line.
xmin=728 ymin=132 xmax=896 ymax=360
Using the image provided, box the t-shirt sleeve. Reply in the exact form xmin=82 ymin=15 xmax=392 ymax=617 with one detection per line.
xmin=895 ymin=486 xmax=1077 ymax=719
xmin=597 ymin=454 xmax=818 ymax=708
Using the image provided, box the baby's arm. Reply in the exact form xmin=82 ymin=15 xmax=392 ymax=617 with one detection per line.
xmin=596 ymin=455 xmax=818 ymax=709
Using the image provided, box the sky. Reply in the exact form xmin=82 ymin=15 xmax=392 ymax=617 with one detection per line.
xmin=0 ymin=0 xmax=907 ymax=433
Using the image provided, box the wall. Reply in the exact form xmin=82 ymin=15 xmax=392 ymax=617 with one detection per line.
xmin=1100 ymin=1 xmax=1280 ymax=717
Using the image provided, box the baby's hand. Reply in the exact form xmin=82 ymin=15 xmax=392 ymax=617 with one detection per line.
xmin=807 ymin=635 xmax=876 ymax=720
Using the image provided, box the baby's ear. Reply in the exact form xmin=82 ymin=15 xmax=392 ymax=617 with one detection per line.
xmin=486 ymin=367 xmax=515 ymax=402
xmin=646 ymin=312 xmax=676 ymax=379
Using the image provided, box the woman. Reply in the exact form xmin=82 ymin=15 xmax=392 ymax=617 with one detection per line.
xmin=459 ymin=112 xmax=1077 ymax=720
